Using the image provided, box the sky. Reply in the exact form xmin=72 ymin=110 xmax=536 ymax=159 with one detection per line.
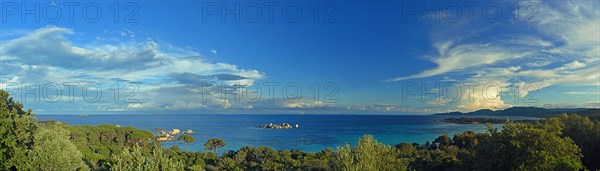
xmin=0 ymin=0 xmax=598 ymax=114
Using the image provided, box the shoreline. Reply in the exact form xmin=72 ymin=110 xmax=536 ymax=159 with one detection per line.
xmin=37 ymin=114 xmax=497 ymax=153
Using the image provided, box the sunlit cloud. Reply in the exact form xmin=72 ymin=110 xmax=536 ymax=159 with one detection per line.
xmin=389 ymin=0 xmax=600 ymax=112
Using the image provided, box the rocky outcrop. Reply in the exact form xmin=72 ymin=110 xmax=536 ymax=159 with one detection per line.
xmin=184 ymin=129 xmax=195 ymax=134
xmin=257 ymin=123 xmax=295 ymax=129
xmin=156 ymin=134 xmax=175 ymax=141
xmin=168 ymin=128 xmax=181 ymax=135
xmin=155 ymin=128 xmax=194 ymax=142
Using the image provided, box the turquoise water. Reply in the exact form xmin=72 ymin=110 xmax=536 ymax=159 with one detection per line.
xmin=36 ymin=114 xmax=524 ymax=153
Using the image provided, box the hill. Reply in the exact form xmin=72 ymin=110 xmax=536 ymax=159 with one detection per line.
xmin=433 ymin=107 xmax=599 ymax=117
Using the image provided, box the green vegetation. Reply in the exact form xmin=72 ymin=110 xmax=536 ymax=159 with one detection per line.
xmin=1 ymin=90 xmax=600 ymax=170
xmin=65 ymin=124 xmax=155 ymax=170
xmin=475 ymin=121 xmax=583 ymax=170
xmin=554 ymin=114 xmax=600 ymax=170
xmin=30 ymin=125 xmax=87 ymax=170
xmin=179 ymin=135 xmax=195 ymax=148
xmin=0 ymin=90 xmax=38 ymax=170
xmin=333 ymin=135 xmax=409 ymax=171
xmin=204 ymin=138 xmax=226 ymax=154
xmin=108 ymin=146 xmax=183 ymax=171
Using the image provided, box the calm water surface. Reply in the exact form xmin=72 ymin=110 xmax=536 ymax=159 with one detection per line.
xmin=37 ymin=114 xmax=532 ymax=152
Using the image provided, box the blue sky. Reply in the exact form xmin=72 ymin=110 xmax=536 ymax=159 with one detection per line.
xmin=0 ymin=0 xmax=598 ymax=114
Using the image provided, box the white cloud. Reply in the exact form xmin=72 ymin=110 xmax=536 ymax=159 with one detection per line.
xmin=526 ymin=60 xmax=552 ymax=68
xmin=563 ymin=61 xmax=585 ymax=70
xmin=1 ymin=26 xmax=265 ymax=84
xmin=220 ymin=99 xmax=231 ymax=109
xmin=169 ymin=101 xmax=208 ymax=110
xmin=564 ymin=91 xmax=600 ymax=95
xmin=127 ymin=102 xmax=159 ymax=110
xmin=387 ymin=0 xmax=600 ymax=112
xmin=538 ymin=101 xmax=600 ymax=109
xmin=428 ymin=97 xmax=452 ymax=105
xmin=1 ymin=26 xmax=174 ymax=70
xmin=386 ymin=38 xmax=535 ymax=82
xmin=0 ymin=26 xmax=268 ymax=113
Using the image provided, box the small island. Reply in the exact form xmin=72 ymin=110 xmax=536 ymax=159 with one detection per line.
xmin=257 ymin=123 xmax=297 ymax=129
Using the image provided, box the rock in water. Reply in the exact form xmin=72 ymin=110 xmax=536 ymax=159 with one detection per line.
xmin=169 ymin=128 xmax=180 ymax=135
xmin=257 ymin=123 xmax=294 ymax=129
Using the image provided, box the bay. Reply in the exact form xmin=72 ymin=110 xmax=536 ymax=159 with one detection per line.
xmin=36 ymin=114 xmax=531 ymax=152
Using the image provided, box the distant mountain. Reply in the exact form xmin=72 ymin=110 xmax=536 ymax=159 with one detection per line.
xmin=469 ymin=109 xmax=495 ymax=115
xmin=433 ymin=107 xmax=598 ymax=117
xmin=501 ymin=107 xmax=551 ymax=116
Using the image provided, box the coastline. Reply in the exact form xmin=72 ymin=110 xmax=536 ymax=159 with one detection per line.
xmin=37 ymin=114 xmax=496 ymax=152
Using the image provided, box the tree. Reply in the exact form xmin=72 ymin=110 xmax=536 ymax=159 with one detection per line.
xmin=333 ymin=135 xmax=409 ymax=171
xmin=178 ymin=135 xmax=195 ymax=148
xmin=433 ymin=134 xmax=451 ymax=147
xmin=553 ymin=114 xmax=600 ymax=170
xmin=109 ymin=145 xmax=183 ymax=171
xmin=452 ymin=131 xmax=479 ymax=149
xmin=0 ymin=90 xmax=38 ymax=170
xmin=128 ymin=130 xmax=154 ymax=145
xmin=475 ymin=121 xmax=584 ymax=170
xmin=395 ymin=142 xmax=417 ymax=159
xmin=204 ymin=138 xmax=226 ymax=154
xmin=30 ymin=125 xmax=87 ymax=171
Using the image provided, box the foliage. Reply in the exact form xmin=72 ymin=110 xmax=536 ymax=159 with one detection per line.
xmin=452 ymin=131 xmax=478 ymax=149
xmin=333 ymin=135 xmax=409 ymax=171
xmin=30 ymin=125 xmax=87 ymax=171
xmin=178 ymin=135 xmax=195 ymax=148
xmin=433 ymin=134 xmax=451 ymax=147
xmin=553 ymin=114 xmax=600 ymax=170
xmin=165 ymin=146 xmax=212 ymax=171
xmin=204 ymin=138 xmax=226 ymax=154
xmin=108 ymin=145 xmax=184 ymax=171
xmin=474 ymin=120 xmax=584 ymax=171
xmin=0 ymin=90 xmax=38 ymax=170
xmin=1 ymin=90 xmax=599 ymax=171
xmin=214 ymin=146 xmax=335 ymax=171
xmin=66 ymin=124 xmax=154 ymax=169
xmin=406 ymin=140 xmax=475 ymax=171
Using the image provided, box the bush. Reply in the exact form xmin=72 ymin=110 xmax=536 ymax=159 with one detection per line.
xmin=475 ymin=121 xmax=583 ymax=170
xmin=333 ymin=135 xmax=409 ymax=171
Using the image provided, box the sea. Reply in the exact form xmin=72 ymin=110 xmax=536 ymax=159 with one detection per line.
xmin=36 ymin=114 xmax=535 ymax=153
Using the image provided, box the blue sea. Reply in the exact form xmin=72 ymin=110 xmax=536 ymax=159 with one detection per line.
xmin=36 ymin=114 xmax=533 ymax=153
